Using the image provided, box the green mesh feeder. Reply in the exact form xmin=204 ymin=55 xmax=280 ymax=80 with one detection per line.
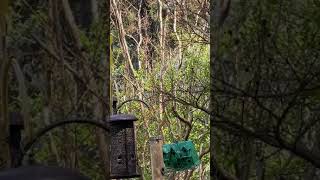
xmin=162 ymin=140 xmax=200 ymax=171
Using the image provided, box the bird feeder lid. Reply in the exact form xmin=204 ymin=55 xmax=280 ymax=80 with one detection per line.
xmin=110 ymin=114 xmax=138 ymax=123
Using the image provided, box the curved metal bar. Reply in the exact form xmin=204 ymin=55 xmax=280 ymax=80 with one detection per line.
xmin=117 ymin=99 xmax=150 ymax=111
xmin=18 ymin=118 xmax=110 ymax=166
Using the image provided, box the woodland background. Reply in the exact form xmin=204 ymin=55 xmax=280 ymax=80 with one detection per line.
xmin=0 ymin=0 xmax=319 ymax=180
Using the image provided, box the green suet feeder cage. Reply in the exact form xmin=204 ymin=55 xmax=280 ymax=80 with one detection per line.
xmin=162 ymin=140 xmax=200 ymax=171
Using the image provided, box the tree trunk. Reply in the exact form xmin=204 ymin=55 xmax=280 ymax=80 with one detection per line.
xmin=91 ymin=0 xmax=99 ymax=23
xmin=111 ymin=0 xmax=136 ymax=77
xmin=157 ymin=0 xmax=166 ymax=136
xmin=46 ymin=0 xmax=62 ymax=166
xmin=61 ymin=0 xmax=82 ymax=50
xmin=93 ymin=98 xmax=110 ymax=180
xmin=0 ymin=0 xmax=11 ymax=169
xmin=12 ymin=58 xmax=33 ymax=142
xmin=102 ymin=0 xmax=111 ymax=177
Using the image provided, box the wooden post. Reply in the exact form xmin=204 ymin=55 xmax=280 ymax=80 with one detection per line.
xmin=149 ymin=136 xmax=164 ymax=180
